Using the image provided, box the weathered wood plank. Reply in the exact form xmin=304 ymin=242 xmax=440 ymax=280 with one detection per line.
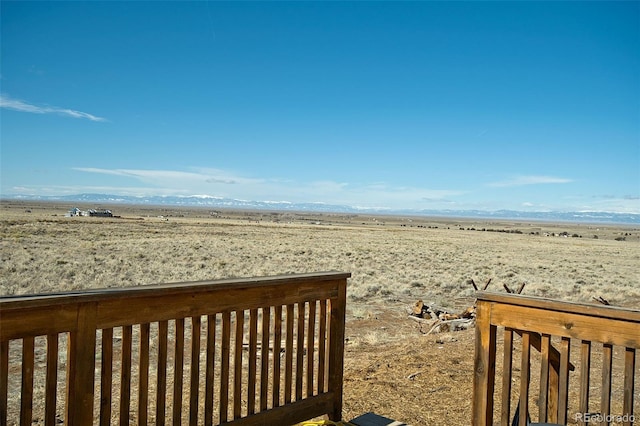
xmin=95 ymin=279 xmax=342 ymax=329
xmin=156 ymin=320 xmax=168 ymax=426
xmin=518 ymin=332 xmax=530 ymax=426
xmin=0 ymin=272 xmax=351 ymax=309
xmin=139 ymin=323 xmax=150 ymax=426
xmin=477 ymin=291 xmax=640 ymax=324
xmin=204 ymin=314 xmax=216 ymax=426
xmin=189 ymin=316 xmax=201 ymax=426
xmin=578 ymin=340 xmax=591 ymax=426
xmin=327 ymin=279 xmax=347 ymax=421
xmin=307 ymin=300 xmax=316 ymax=398
xmin=318 ymin=300 xmax=328 ymax=394
xmin=173 ymin=318 xmax=185 ymax=426
xmin=0 ymin=304 xmax=78 ymax=341
xmin=539 ymin=333 xmax=550 ymax=422
xmin=120 ymin=325 xmax=132 ymax=426
xmin=45 ymin=334 xmax=59 ymax=426
xmin=548 ymin=361 xmax=559 ymax=424
xmin=233 ymin=311 xmax=244 ymax=420
xmin=490 ymin=303 xmax=640 ymax=349
xmin=99 ymin=328 xmax=113 ymax=426
xmin=273 ymin=305 xmax=283 ymax=408
xmin=623 ymin=347 xmax=635 ymax=426
xmin=260 ymin=306 xmax=271 ymax=412
xmin=601 ymin=343 xmax=613 ymax=421
xmin=247 ymin=309 xmax=258 ymax=415
xmin=501 ymin=328 xmax=513 ymax=426
xmin=471 ymin=300 xmax=496 ymax=426
xmin=220 ymin=312 xmax=231 ymax=422
xmin=557 ymin=337 xmax=571 ymax=424
xmin=285 ymin=304 xmax=295 ymax=404
xmin=66 ymin=302 xmax=97 ymax=426
xmin=295 ymin=302 xmax=305 ymax=401
xmin=218 ymin=392 xmax=335 ymax=426
xmin=20 ymin=336 xmax=35 ymax=426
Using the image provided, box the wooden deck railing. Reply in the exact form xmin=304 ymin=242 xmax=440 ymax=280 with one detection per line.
xmin=0 ymin=271 xmax=350 ymax=425
xmin=472 ymin=292 xmax=640 ymax=426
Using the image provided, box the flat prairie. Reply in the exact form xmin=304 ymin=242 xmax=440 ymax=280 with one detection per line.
xmin=1 ymin=200 xmax=639 ymax=424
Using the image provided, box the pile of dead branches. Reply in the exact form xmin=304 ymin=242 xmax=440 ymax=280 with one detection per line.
xmin=406 ymin=278 xmax=523 ymax=335
xmin=407 ymin=300 xmax=476 ymax=335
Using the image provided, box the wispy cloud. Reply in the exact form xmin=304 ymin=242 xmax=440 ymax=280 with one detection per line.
xmin=73 ymin=167 xmax=262 ymax=186
xmin=0 ymin=93 xmax=106 ymax=122
xmin=73 ymin=167 xmax=463 ymax=209
xmin=488 ymin=175 xmax=573 ymax=188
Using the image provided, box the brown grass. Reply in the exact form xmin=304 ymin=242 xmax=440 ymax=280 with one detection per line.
xmin=1 ymin=200 xmax=639 ymax=424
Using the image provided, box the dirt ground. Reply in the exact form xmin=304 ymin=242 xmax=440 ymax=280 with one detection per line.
xmin=1 ymin=200 xmax=639 ymax=425
xmin=342 ymin=303 xmax=477 ymax=424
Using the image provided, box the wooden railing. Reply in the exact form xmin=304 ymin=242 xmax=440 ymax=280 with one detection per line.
xmin=472 ymin=292 xmax=640 ymax=426
xmin=0 ymin=271 xmax=350 ymax=425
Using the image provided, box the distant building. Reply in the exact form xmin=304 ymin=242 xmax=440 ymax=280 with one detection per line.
xmin=66 ymin=207 xmax=84 ymax=217
xmin=65 ymin=207 xmax=113 ymax=217
xmin=88 ymin=209 xmax=113 ymax=217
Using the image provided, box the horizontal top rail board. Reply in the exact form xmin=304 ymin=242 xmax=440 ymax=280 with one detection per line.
xmin=0 ymin=270 xmax=351 ymax=305
xmin=0 ymin=271 xmax=351 ymax=340
xmin=476 ymin=291 xmax=640 ymax=324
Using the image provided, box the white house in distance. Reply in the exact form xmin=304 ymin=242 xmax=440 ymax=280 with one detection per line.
xmin=65 ymin=207 xmax=113 ymax=217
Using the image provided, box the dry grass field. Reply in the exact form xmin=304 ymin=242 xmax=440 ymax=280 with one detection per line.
xmin=1 ymin=200 xmax=639 ymax=424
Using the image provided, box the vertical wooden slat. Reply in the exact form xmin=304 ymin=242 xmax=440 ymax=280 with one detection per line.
xmin=518 ymin=332 xmax=531 ymax=426
xmin=156 ymin=320 xmax=168 ymax=426
xmin=539 ymin=333 xmax=551 ymax=422
xmin=623 ymin=347 xmax=635 ymax=426
xmin=120 ymin=325 xmax=133 ymax=426
xmin=548 ymin=365 xmax=559 ymax=424
xmin=295 ymin=302 xmax=305 ymax=402
xmin=578 ymin=340 xmax=592 ymax=426
xmin=20 ymin=336 xmax=35 ymax=426
xmin=220 ymin=311 xmax=231 ymax=423
xmin=327 ymin=279 xmax=348 ymax=422
xmin=139 ymin=323 xmax=150 ymax=426
xmin=100 ymin=328 xmax=113 ymax=426
xmin=501 ymin=328 xmax=514 ymax=426
xmin=173 ymin=318 xmax=185 ymax=426
xmin=189 ymin=316 xmax=201 ymax=426
xmin=272 ymin=305 xmax=283 ymax=407
xmin=66 ymin=302 xmax=97 ymax=426
xmin=284 ymin=304 xmax=295 ymax=404
xmin=317 ymin=300 xmax=327 ymax=394
xmin=306 ymin=300 xmax=316 ymax=398
xmin=247 ymin=309 xmax=258 ymax=415
xmin=601 ymin=343 xmax=613 ymax=424
xmin=45 ymin=334 xmax=59 ymax=426
xmin=471 ymin=300 xmax=496 ymax=426
xmin=204 ymin=314 xmax=216 ymax=426
xmin=260 ymin=307 xmax=271 ymax=412
xmin=557 ymin=337 xmax=571 ymax=424
xmin=233 ymin=311 xmax=244 ymax=420
xmin=0 ymin=340 xmax=8 ymax=426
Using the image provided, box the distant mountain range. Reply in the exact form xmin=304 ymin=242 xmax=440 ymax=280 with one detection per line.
xmin=6 ymin=193 xmax=640 ymax=225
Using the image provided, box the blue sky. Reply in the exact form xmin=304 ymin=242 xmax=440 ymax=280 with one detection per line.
xmin=1 ymin=1 xmax=639 ymax=213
